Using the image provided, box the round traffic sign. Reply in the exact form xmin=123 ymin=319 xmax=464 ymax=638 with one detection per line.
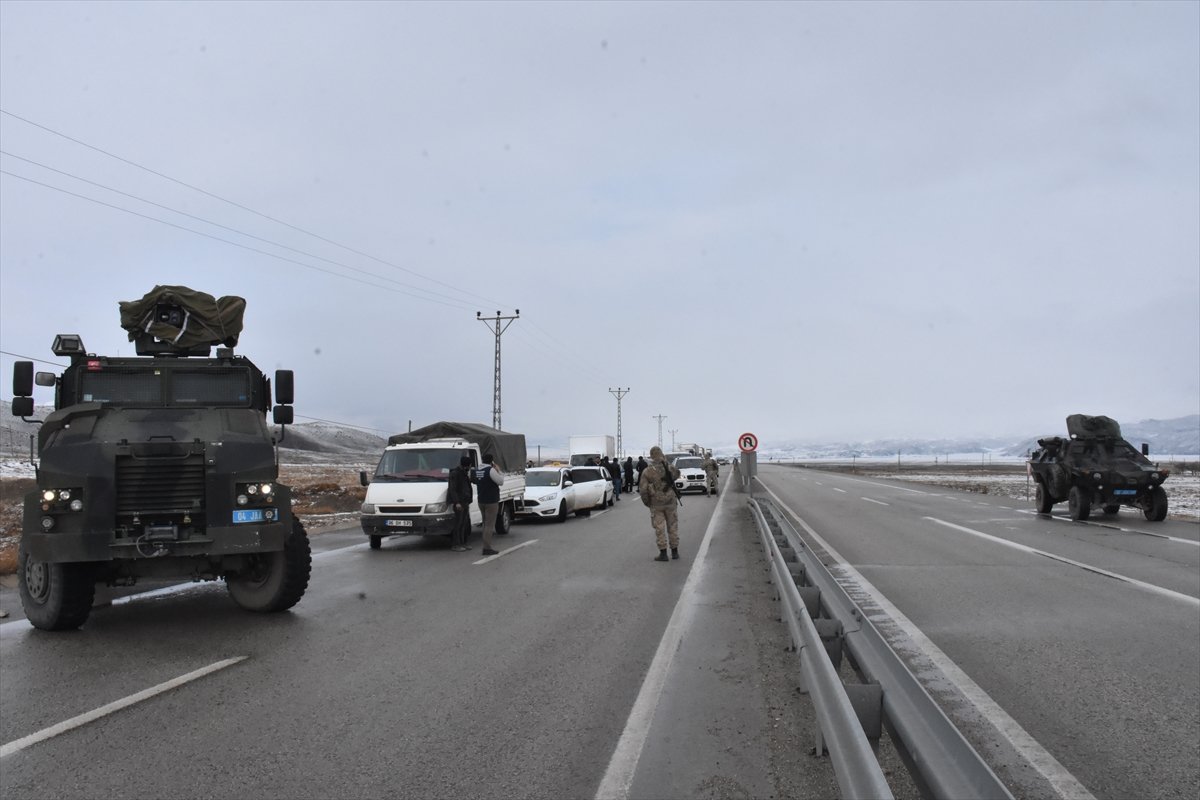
xmin=738 ymin=432 xmax=758 ymax=453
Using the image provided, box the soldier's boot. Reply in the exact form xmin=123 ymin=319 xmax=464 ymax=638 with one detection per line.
xmin=654 ymin=549 xmax=669 ymax=562
xmin=671 ymin=547 xmax=679 ymax=560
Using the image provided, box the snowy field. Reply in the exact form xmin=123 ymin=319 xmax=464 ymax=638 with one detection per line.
xmin=785 ymin=459 xmax=1200 ymax=521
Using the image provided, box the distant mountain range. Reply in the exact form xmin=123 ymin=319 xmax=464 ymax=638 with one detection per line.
xmin=1 ymin=402 xmax=1195 ymax=459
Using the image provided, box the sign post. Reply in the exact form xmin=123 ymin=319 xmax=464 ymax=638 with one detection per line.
xmin=739 ymin=432 xmax=758 ymax=496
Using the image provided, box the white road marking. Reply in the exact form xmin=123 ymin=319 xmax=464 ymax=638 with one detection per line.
xmin=595 ymin=474 xmax=728 ymax=800
xmin=1015 ymin=511 xmax=1200 ymax=547
xmin=821 ymin=475 xmax=928 ymax=495
xmin=925 ymin=517 xmax=1200 ymax=608
xmin=0 ymin=657 xmax=246 ymax=758
xmin=473 ymin=539 xmax=538 ymax=564
xmin=862 ymin=497 xmax=890 ymax=506
xmin=814 ymin=481 xmax=824 ymax=486
xmin=833 ymin=487 xmax=847 ymax=493
xmin=758 ymin=482 xmax=1096 ymax=800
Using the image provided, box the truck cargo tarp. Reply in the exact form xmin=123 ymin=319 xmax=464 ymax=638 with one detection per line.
xmin=119 ymin=286 xmax=246 ymax=349
xmin=1066 ymin=414 xmax=1122 ymax=440
xmin=388 ymin=422 xmax=526 ymax=473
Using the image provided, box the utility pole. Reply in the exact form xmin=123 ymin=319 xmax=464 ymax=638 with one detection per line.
xmin=669 ymin=428 xmax=679 ymax=451
xmin=476 ymin=310 xmax=519 ymax=430
xmin=608 ymin=387 xmax=630 ymax=458
xmin=652 ymin=414 xmax=667 ymax=448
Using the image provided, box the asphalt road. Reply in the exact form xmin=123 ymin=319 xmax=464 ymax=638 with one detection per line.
xmin=0 ymin=487 xmax=840 ymax=800
xmin=755 ymin=463 xmax=1200 ymax=800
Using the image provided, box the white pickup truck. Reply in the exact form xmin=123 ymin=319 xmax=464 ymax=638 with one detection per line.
xmin=359 ymin=421 xmax=526 ymax=550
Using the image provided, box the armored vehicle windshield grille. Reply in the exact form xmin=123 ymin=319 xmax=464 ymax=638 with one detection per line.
xmin=116 ymin=455 xmax=206 ymax=514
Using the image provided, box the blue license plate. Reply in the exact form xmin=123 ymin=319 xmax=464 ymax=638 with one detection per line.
xmin=1112 ymin=489 xmax=1137 ymax=496
xmin=233 ymin=509 xmax=265 ymax=524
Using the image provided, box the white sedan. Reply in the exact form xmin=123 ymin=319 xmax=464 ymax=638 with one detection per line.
xmin=517 ymin=467 xmax=577 ymax=522
xmin=567 ymin=466 xmax=612 ymax=513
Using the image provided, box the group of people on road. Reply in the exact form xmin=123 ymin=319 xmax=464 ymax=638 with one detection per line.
xmin=446 ymin=453 xmax=503 ymax=556
xmin=448 ymin=447 xmax=720 ymax=565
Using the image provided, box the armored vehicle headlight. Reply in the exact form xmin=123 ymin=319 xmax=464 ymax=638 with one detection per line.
xmin=237 ymin=494 xmax=249 ymax=506
xmin=58 ymin=489 xmax=71 ymax=501
xmin=425 ymin=502 xmax=448 ymax=513
xmin=42 ymin=490 xmax=56 ymax=503
xmin=40 ymin=516 xmax=54 ymax=531
xmin=1092 ymin=473 xmax=1102 ymax=481
xmin=246 ymin=484 xmax=258 ymax=495
xmin=69 ymin=499 xmax=83 ymax=512
xmin=260 ymin=483 xmax=273 ymax=497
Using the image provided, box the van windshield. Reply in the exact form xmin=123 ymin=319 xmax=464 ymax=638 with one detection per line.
xmin=374 ymin=448 xmax=465 ymax=481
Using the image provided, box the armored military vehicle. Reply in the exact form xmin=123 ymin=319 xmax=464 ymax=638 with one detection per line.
xmin=1027 ymin=414 xmax=1170 ymax=522
xmin=9 ymin=286 xmax=310 ymax=630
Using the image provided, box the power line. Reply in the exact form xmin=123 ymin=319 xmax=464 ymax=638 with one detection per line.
xmin=0 ymin=350 xmax=67 ymax=369
xmin=1 ymin=169 xmax=479 ymax=311
xmin=0 ymin=150 xmax=485 ymax=310
xmin=0 ymin=108 xmax=513 ymax=310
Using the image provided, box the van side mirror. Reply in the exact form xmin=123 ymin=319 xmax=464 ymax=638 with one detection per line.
xmin=1141 ymin=443 xmax=1150 ymax=457
xmin=274 ymin=370 xmax=294 ymax=405
xmin=360 ymin=470 xmax=371 ymax=487
xmin=272 ymin=406 xmax=294 ymax=425
xmin=13 ymin=361 xmax=33 ymax=396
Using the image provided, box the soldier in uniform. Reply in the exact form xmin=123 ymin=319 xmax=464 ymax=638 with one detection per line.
xmin=638 ymin=446 xmax=682 ymax=562
xmin=702 ymin=452 xmax=719 ymax=496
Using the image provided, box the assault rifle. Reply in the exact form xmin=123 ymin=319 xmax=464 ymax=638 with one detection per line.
xmin=661 ymin=460 xmax=682 ymax=505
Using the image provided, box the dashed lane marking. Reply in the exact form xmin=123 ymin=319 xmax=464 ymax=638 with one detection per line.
xmin=833 ymin=487 xmax=847 ymax=493
xmin=926 ymin=517 xmax=1199 ymax=608
xmin=1014 ymin=510 xmax=1200 ymax=547
xmin=862 ymin=497 xmax=890 ymax=506
xmin=473 ymin=539 xmax=538 ymax=564
xmin=0 ymin=657 xmax=247 ymax=758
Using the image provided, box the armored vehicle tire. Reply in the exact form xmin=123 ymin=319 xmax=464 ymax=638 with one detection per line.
xmin=495 ymin=503 xmax=513 ymax=536
xmin=18 ymin=545 xmax=97 ymax=631
xmin=1144 ymin=486 xmax=1169 ymax=522
xmin=557 ymin=501 xmax=568 ymax=523
xmin=1102 ymin=505 xmax=1120 ymax=516
xmin=1068 ymin=486 xmax=1092 ymax=521
xmin=369 ymin=535 xmax=382 ymax=550
xmin=227 ymin=518 xmax=312 ymax=613
xmin=1035 ymin=482 xmax=1054 ymax=514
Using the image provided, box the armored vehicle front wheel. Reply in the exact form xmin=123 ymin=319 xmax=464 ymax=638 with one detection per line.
xmin=18 ymin=545 xmax=97 ymax=631
xmin=1067 ymin=486 xmax=1092 ymax=521
xmin=226 ymin=518 xmax=312 ymax=613
xmin=1144 ymin=486 xmax=1168 ymax=522
xmin=1035 ymin=481 xmax=1054 ymax=514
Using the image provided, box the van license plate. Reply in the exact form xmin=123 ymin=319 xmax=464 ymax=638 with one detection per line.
xmin=386 ymin=519 xmax=413 ymax=527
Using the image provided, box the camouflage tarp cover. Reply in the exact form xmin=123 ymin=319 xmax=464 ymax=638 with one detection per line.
xmin=388 ymin=421 xmax=527 ymax=473
xmin=118 ymin=285 xmax=245 ymax=349
xmin=1066 ymin=414 xmax=1122 ymax=440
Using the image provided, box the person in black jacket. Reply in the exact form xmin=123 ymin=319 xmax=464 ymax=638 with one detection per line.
xmin=447 ymin=455 xmax=474 ymax=552
xmin=635 ymin=455 xmax=648 ymax=489
xmin=623 ymin=457 xmax=635 ymax=491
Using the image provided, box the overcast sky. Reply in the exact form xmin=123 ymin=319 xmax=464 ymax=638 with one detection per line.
xmin=1 ymin=0 xmax=1197 ymax=454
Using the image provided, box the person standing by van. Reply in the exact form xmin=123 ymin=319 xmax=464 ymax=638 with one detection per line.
xmin=447 ymin=455 xmax=474 ymax=552
xmin=472 ymin=453 xmax=503 ymax=556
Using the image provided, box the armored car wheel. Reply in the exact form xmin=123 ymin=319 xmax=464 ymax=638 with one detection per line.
xmin=1144 ymin=486 xmax=1168 ymax=522
xmin=227 ymin=518 xmax=312 ymax=613
xmin=1034 ymin=481 xmax=1054 ymax=514
xmin=18 ymin=545 xmax=97 ymax=631
xmin=1067 ymin=486 xmax=1092 ymax=521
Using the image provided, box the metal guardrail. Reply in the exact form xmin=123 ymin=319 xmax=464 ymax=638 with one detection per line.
xmin=748 ymin=498 xmax=894 ymax=800
xmin=750 ymin=495 xmax=1015 ymax=800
